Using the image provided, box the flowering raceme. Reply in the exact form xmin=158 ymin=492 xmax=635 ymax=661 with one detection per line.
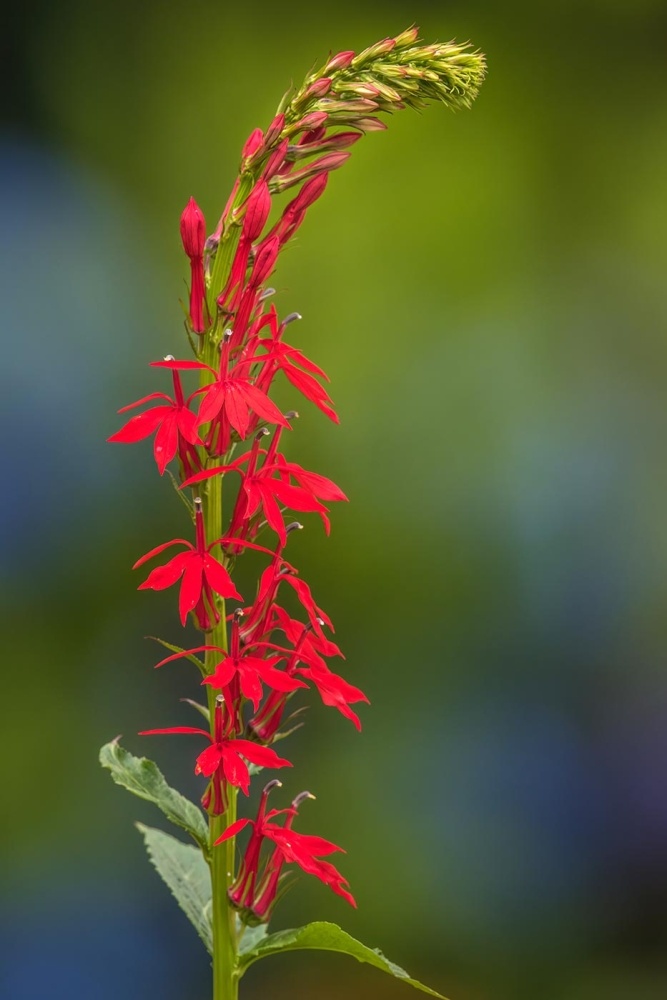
xmin=101 ymin=26 xmax=485 ymax=1000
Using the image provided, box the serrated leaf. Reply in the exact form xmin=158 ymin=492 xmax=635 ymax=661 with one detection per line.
xmin=100 ymin=739 xmax=208 ymax=850
xmin=137 ymin=823 xmax=212 ymax=955
xmin=237 ymin=921 xmax=448 ymax=997
xmin=238 ymin=921 xmax=269 ymax=955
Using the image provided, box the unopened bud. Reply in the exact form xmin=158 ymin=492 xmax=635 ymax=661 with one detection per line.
xmin=393 ymin=26 xmax=419 ymax=49
xmin=355 ymin=117 xmax=388 ymax=133
xmin=180 ymin=197 xmax=206 ymax=258
xmin=290 ymin=174 xmax=329 ymax=213
xmin=296 ymin=111 xmax=328 ymax=131
xmin=303 ymin=77 xmax=332 ymax=100
xmin=264 ymin=113 xmax=285 ymax=147
xmin=325 ymin=50 xmax=355 ymax=73
xmin=242 ymin=128 xmax=264 ymax=162
xmin=251 ymin=235 xmax=280 ymax=287
xmin=242 ymin=180 xmax=271 ymax=241
xmin=262 ymin=139 xmax=289 ymax=181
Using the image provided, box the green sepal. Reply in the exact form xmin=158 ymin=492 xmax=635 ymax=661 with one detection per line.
xmin=99 ymin=738 xmax=208 ymax=851
xmin=237 ymin=920 xmax=448 ymax=997
xmin=136 ymin=823 xmax=212 ymax=955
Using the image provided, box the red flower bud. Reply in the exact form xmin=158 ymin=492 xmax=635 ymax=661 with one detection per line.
xmin=304 ymin=77 xmax=332 ymax=100
xmin=262 ymin=139 xmax=289 ymax=181
xmin=179 ymin=198 xmax=207 ymax=333
xmin=354 ymin=116 xmax=388 ymax=132
xmin=290 ymin=173 xmax=329 ymax=214
xmin=242 ymin=180 xmax=271 ymax=242
xmin=325 ymin=50 xmax=355 ymax=73
xmin=264 ymin=113 xmax=285 ymax=147
xmin=251 ymin=235 xmax=280 ymax=287
xmin=296 ymin=111 xmax=328 ymax=131
xmin=179 ymin=197 xmax=206 ymax=259
xmin=242 ymin=128 xmax=265 ymax=162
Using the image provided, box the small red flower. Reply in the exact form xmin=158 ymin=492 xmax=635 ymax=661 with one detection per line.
xmin=108 ymin=366 xmax=202 ymax=476
xmin=180 ymin=197 xmax=207 ymax=333
xmin=133 ymin=498 xmax=241 ymax=628
xmin=218 ymin=783 xmax=355 ymax=919
xmin=140 ymin=701 xmax=292 ymax=812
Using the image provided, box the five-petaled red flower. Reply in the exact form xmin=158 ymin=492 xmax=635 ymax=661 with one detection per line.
xmin=133 ymin=498 xmax=241 ymax=628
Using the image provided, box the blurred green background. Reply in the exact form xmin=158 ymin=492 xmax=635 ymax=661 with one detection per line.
xmin=3 ymin=1 xmax=667 ymax=998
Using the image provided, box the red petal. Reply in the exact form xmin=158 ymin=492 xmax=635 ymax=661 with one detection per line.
xmin=198 ymin=382 xmax=227 ymax=426
xmin=154 ymin=645 xmax=223 ymax=668
xmin=139 ymin=726 xmax=209 ymax=737
xmin=220 ymin=746 xmax=251 ymax=793
xmin=201 ymin=654 xmax=237 ymax=690
xmin=133 ymin=538 xmax=191 ymax=570
xmin=259 ymin=487 xmax=287 ymax=546
xmin=176 ymin=406 xmax=203 ymax=446
xmin=179 ymin=556 xmax=204 ymax=624
xmin=196 ymin=743 xmax=224 ymax=777
xmin=234 ymin=381 xmax=289 ymax=428
xmin=138 ymin=551 xmax=191 ymax=591
xmin=270 ymin=480 xmax=327 ymax=513
xmin=117 ymin=392 xmax=173 ymax=414
xmin=153 ymin=413 xmax=179 ymax=474
xmin=214 ymin=817 xmax=252 ymax=844
xmin=202 ymin=554 xmax=242 ymax=600
xmin=108 ymin=407 xmax=170 ymax=444
xmin=223 ymin=383 xmax=251 ymax=437
xmin=151 ymin=359 xmax=215 ymax=373
xmin=231 ymin=739 xmax=292 ymax=769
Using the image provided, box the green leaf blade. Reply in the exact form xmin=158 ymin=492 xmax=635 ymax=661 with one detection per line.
xmin=99 ymin=738 xmax=208 ymax=850
xmin=137 ymin=824 xmax=212 ymax=955
xmin=238 ymin=920 xmax=448 ymax=997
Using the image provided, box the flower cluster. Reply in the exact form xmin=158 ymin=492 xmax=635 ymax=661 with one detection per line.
xmin=108 ymin=25 xmax=485 ymax=951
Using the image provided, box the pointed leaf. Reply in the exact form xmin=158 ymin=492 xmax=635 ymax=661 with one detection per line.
xmin=136 ymin=824 xmax=212 ymax=955
xmin=99 ymin=739 xmax=208 ymax=849
xmin=237 ymin=921 xmax=448 ymax=996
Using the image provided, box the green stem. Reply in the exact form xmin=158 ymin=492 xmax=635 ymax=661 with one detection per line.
xmin=199 ymin=329 xmax=239 ymax=999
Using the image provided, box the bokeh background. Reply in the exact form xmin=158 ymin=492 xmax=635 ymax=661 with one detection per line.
xmin=3 ymin=1 xmax=667 ymax=998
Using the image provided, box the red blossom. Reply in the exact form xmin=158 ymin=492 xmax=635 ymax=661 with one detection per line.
xmin=108 ymin=366 xmax=202 ymax=476
xmin=140 ymin=701 xmax=291 ymax=812
xmin=218 ymin=783 xmax=355 ymax=919
xmin=133 ymin=498 xmax=241 ymax=629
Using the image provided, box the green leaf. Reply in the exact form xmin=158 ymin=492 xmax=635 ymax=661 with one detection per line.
xmin=238 ymin=921 xmax=268 ymax=955
xmin=146 ymin=636 xmax=206 ymax=675
xmin=99 ymin=738 xmax=208 ymax=850
xmin=137 ymin=823 xmax=212 ymax=955
xmin=237 ymin=920 xmax=449 ymax=997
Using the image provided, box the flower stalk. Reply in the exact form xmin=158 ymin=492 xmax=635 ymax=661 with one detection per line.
xmin=103 ymin=25 xmax=485 ymax=1000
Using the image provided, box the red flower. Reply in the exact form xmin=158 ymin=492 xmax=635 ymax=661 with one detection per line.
xmin=180 ymin=197 xmax=207 ymax=333
xmin=108 ymin=365 xmax=202 ymax=476
xmin=183 ymin=426 xmax=347 ymax=545
xmin=152 ymin=341 xmax=289 ymax=445
xmin=133 ymin=498 xmax=241 ymax=629
xmin=218 ymin=783 xmax=355 ymax=919
xmin=201 ymin=610 xmax=306 ymax=712
xmin=140 ymin=701 xmax=292 ymax=812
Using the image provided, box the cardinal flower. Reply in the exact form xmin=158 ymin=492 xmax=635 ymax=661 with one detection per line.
xmin=218 ymin=783 xmax=355 ymax=919
xmin=140 ymin=701 xmax=291 ymax=813
xmin=133 ymin=498 xmax=241 ymax=629
xmin=108 ymin=364 xmax=202 ymax=476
